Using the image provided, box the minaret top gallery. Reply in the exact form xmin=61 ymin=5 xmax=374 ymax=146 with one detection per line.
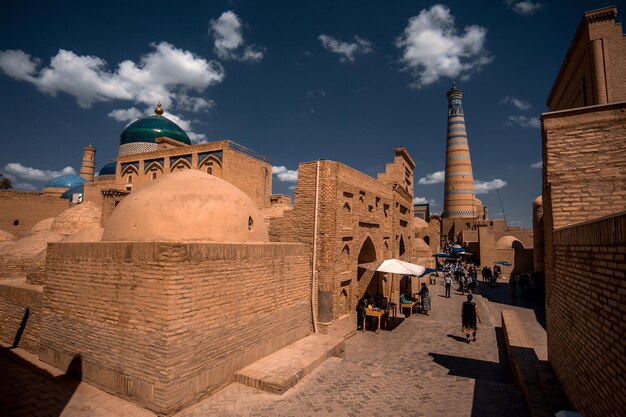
xmin=442 ymin=82 xmax=478 ymax=219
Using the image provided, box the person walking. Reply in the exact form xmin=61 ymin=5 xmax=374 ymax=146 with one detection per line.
xmin=461 ymin=294 xmax=481 ymax=343
xmin=418 ymin=283 xmax=431 ymax=315
xmin=444 ymin=274 xmax=452 ymax=298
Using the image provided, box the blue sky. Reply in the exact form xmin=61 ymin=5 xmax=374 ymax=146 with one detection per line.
xmin=0 ymin=0 xmax=621 ymax=227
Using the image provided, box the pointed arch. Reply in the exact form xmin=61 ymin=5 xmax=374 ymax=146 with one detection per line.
xmin=198 ymin=155 xmax=223 ymax=178
xmin=170 ymin=158 xmax=191 ymax=172
xmin=357 ymin=236 xmax=377 ymax=282
xmin=399 ymin=235 xmax=406 ymax=257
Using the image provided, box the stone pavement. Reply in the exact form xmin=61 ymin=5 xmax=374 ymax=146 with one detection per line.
xmin=174 ymin=281 xmax=528 ymax=417
xmin=0 ymin=280 xmax=546 ymax=417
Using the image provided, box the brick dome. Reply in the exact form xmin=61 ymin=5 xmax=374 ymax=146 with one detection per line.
xmin=51 ymin=201 xmax=102 ymax=235
xmin=101 ymin=170 xmax=269 ymax=242
xmin=496 ymin=235 xmax=525 ymax=249
xmin=414 ymin=217 xmax=428 ymax=229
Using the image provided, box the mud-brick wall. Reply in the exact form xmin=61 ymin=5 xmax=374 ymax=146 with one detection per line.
xmin=41 ymin=241 xmax=311 ymax=415
xmin=0 ymin=282 xmax=42 ymax=353
xmin=548 ymin=212 xmax=626 ymax=417
xmin=0 ymin=190 xmax=69 ymax=236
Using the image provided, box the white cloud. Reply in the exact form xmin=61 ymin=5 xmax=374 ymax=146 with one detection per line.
xmin=413 ymin=196 xmax=436 ymax=205
xmin=210 ymin=11 xmax=265 ymax=62
xmin=474 ymin=179 xmax=507 ymax=194
xmin=4 ymin=163 xmax=76 ymax=182
xmin=501 ymin=96 xmax=531 ymax=110
xmin=418 ymin=170 xmax=445 ymax=185
xmin=530 ymin=161 xmax=542 ymax=169
xmin=506 ymin=1 xmax=542 ymax=16
xmin=107 ymin=107 xmax=143 ymax=123
xmin=507 ymin=115 xmax=540 ymax=128
xmin=318 ymin=34 xmax=373 ymax=63
xmin=0 ymin=42 xmax=224 ymax=111
xmin=272 ymin=166 xmax=298 ymax=182
xmin=395 ymin=4 xmax=492 ymax=88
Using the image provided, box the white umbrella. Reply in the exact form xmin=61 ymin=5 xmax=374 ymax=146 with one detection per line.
xmin=358 ymin=259 xmax=426 ymax=276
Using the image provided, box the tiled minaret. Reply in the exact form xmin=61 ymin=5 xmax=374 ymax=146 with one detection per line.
xmin=79 ymin=145 xmax=96 ymax=182
xmin=442 ymin=82 xmax=477 ymax=218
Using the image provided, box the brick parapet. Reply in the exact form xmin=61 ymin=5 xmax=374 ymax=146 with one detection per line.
xmin=41 ymin=241 xmax=311 ymax=415
xmin=0 ymin=281 xmax=42 ymax=354
xmin=547 ymin=212 xmax=626 ymax=417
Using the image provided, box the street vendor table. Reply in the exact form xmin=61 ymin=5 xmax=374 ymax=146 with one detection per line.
xmin=363 ymin=308 xmax=385 ymax=334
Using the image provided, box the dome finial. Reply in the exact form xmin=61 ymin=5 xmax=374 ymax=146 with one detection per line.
xmin=155 ymin=102 xmax=164 ymax=115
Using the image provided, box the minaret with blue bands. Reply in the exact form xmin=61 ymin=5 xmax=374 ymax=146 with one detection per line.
xmin=442 ymin=82 xmax=477 ymax=218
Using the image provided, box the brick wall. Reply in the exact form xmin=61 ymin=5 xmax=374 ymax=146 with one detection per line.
xmin=547 ymin=7 xmax=626 ymax=111
xmin=114 ymin=141 xmax=272 ymax=211
xmin=222 ymin=148 xmax=272 ymax=209
xmin=542 ymin=105 xmax=626 ymax=230
xmin=0 ymin=190 xmax=69 ymax=236
xmin=271 ymin=155 xmax=416 ymax=337
xmin=547 ymin=212 xmax=626 ymax=417
xmin=41 ymin=241 xmax=311 ymax=415
xmin=0 ymin=281 xmax=42 ymax=354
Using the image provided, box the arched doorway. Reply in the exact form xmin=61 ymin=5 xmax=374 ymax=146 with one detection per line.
xmin=357 ymin=236 xmax=380 ymax=303
xmin=357 ymin=237 xmax=376 ymax=281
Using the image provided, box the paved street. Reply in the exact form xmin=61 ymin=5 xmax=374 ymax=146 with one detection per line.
xmin=175 ymin=281 xmax=529 ymax=417
xmin=0 ymin=280 xmax=545 ymax=417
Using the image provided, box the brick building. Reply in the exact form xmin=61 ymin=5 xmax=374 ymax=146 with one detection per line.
xmin=269 ymin=148 xmax=421 ymax=337
xmin=540 ymin=6 xmax=626 ymax=417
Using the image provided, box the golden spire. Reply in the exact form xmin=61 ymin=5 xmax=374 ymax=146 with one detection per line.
xmin=154 ymin=102 xmax=164 ymax=115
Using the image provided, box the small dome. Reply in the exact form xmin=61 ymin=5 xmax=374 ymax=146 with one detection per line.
xmin=31 ymin=217 xmax=56 ymax=232
xmin=414 ymin=217 xmax=428 ymax=229
xmin=51 ymin=201 xmax=102 ymax=234
xmin=120 ymin=115 xmax=191 ymax=146
xmin=414 ymin=238 xmax=430 ymax=251
xmin=98 ymin=158 xmax=117 ymax=176
xmin=533 ymin=195 xmax=543 ymax=206
xmin=45 ymin=173 xmax=86 ymax=189
xmin=496 ymin=236 xmax=525 ymax=249
xmin=101 ymin=170 xmax=269 ymax=242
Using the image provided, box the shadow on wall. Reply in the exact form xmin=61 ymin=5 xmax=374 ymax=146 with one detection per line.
xmin=0 ymin=351 xmax=82 ymax=417
xmin=11 ymin=307 xmax=29 ymax=348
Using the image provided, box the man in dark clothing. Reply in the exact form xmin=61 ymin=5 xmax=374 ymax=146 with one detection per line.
xmin=461 ymin=294 xmax=481 ymax=343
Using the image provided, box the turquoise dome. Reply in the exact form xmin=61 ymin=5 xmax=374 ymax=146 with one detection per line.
xmin=120 ymin=115 xmax=191 ymax=146
xmin=45 ymin=174 xmax=87 ymax=189
xmin=98 ymin=158 xmax=117 ymax=176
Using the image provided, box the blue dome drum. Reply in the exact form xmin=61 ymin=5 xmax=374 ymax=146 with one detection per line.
xmin=118 ymin=103 xmax=191 ymax=156
xmin=98 ymin=158 xmax=118 ymax=176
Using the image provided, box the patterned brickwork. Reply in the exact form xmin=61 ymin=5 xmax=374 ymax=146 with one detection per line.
xmin=41 ymin=241 xmax=311 ymax=415
xmin=443 ymin=84 xmax=477 ymax=220
xmin=547 ymin=213 xmax=626 ymax=417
